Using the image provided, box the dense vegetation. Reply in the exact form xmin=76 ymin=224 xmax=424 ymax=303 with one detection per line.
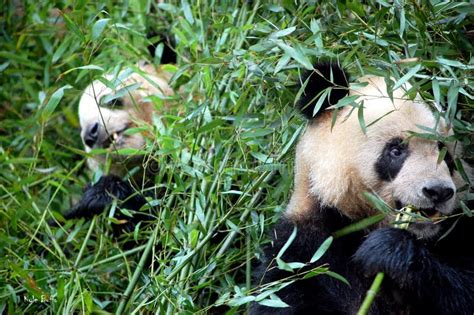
xmin=1 ymin=1 xmax=472 ymax=313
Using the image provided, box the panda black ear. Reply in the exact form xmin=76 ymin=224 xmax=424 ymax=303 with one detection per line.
xmin=296 ymin=63 xmax=349 ymax=120
xmin=146 ymin=31 xmax=177 ymax=64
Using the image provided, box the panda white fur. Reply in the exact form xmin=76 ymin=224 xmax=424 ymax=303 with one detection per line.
xmin=252 ymin=63 xmax=474 ymax=314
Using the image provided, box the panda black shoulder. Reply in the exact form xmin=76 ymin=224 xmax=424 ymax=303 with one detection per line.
xmin=297 ymin=63 xmax=349 ymax=120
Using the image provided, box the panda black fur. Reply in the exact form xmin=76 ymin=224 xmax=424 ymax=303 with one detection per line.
xmin=252 ymin=63 xmax=474 ymax=314
xmin=60 ymin=175 xmax=151 ymax=235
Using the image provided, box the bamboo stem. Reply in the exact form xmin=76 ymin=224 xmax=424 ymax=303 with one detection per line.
xmin=357 ymin=272 xmax=385 ymax=315
xmin=115 ymin=226 xmax=158 ymax=315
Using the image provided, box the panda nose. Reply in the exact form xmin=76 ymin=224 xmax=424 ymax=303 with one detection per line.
xmin=422 ymin=185 xmax=454 ymax=204
xmin=84 ymin=122 xmax=99 ymax=147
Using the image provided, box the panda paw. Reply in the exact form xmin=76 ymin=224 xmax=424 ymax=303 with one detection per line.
xmin=353 ymin=227 xmax=423 ymax=283
xmin=53 ymin=175 xmax=147 ymax=221
xmin=48 ymin=175 xmax=152 ymax=235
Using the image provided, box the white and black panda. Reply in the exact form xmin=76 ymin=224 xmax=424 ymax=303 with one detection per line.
xmin=52 ymin=41 xmax=177 ymax=230
xmin=252 ymin=63 xmax=474 ymax=314
xmin=78 ymin=61 xmax=174 ymax=175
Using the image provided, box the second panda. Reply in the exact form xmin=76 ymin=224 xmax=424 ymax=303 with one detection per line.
xmin=252 ymin=63 xmax=474 ymax=314
xmin=54 ymin=53 xmax=178 ymax=230
xmin=78 ymin=62 xmax=174 ymax=176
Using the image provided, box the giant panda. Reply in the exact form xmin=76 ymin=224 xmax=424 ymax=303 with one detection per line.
xmin=51 ymin=40 xmax=177 ymax=229
xmin=78 ymin=61 xmax=174 ymax=176
xmin=251 ymin=63 xmax=474 ymax=314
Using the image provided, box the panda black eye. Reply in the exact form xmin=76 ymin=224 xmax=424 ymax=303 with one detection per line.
xmin=389 ymin=147 xmax=403 ymax=158
xmin=386 ymin=138 xmax=407 ymax=159
xmin=375 ymin=137 xmax=410 ymax=181
xmin=100 ymin=97 xmax=124 ymax=108
xmin=108 ymin=98 xmax=124 ymax=108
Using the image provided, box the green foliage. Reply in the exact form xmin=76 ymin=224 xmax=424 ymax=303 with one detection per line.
xmin=0 ymin=0 xmax=472 ymax=314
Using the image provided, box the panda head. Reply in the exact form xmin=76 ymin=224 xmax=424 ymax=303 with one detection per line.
xmin=78 ymin=63 xmax=174 ymax=175
xmin=288 ymin=63 xmax=466 ymax=238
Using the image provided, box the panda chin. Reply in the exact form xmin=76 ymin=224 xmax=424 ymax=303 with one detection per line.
xmin=407 ymin=222 xmax=441 ymax=239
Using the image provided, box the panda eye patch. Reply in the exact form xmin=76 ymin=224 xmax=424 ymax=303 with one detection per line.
xmin=375 ymin=137 xmax=410 ymax=181
xmin=108 ymin=98 xmax=124 ymax=108
xmin=100 ymin=96 xmax=124 ymax=108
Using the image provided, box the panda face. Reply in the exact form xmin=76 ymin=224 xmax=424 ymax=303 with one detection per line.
xmin=78 ymin=63 xmax=174 ymax=174
xmin=373 ymin=136 xmax=457 ymax=238
xmin=288 ymin=75 xmax=463 ymax=238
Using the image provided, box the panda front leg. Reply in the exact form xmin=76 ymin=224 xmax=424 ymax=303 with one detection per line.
xmin=65 ymin=175 xmax=147 ymax=219
xmin=50 ymin=175 xmax=151 ymax=233
xmin=353 ymin=227 xmax=474 ymax=314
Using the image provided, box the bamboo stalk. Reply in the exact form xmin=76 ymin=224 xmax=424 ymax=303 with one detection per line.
xmin=357 ymin=272 xmax=385 ymax=315
xmin=115 ymin=226 xmax=159 ymax=315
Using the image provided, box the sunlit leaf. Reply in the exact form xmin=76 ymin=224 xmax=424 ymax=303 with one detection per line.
xmin=41 ymin=85 xmax=72 ymax=121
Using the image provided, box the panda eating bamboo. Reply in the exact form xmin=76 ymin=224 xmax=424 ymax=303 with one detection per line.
xmin=51 ymin=38 xmax=177 ymax=232
xmin=252 ymin=63 xmax=474 ymax=314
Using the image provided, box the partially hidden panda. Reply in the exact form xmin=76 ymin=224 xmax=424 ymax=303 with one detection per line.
xmin=51 ymin=38 xmax=177 ymax=231
xmin=251 ymin=63 xmax=474 ymax=314
xmin=78 ymin=61 xmax=174 ymax=176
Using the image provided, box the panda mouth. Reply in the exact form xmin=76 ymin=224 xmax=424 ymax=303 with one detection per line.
xmin=418 ymin=208 xmax=441 ymax=220
xmin=394 ymin=201 xmax=442 ymax=222
xmin=102 ymin=125 xmax=130 ymax=149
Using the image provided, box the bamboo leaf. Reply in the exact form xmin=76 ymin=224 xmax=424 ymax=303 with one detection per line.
xmin=277 ymin=226 xmax=297 ymax=259
xmin=41 ymin=85 xmax=72 ymax=121
xmin=357 ymin=101 xmax=367 ymax=134
xmin=276 ymin=41 xmax=313 ymax=70
xmin=333 ymin=214 xmax=386 ymax=238
xmin=92 ymin=18 xmax=110 ymax=40
xmin=62 ymin=13 xmax=85 ymax=41
xmin=310 ymin=236 xmax=333 ymax=263
xmin=393 ymin=64 xmax=421 ymax=90
xmin=437 ymin=146 xmax=447 ymax=165
xmin=61 ymin=65 xmax=104 ymax=76
xmin=432 ymin=78 xmax=441 ymax=106
xmin=326 ymin=271 xmax=350 ymax=286
xmin=227 ymin=296 xmax=255 ymax=307
xmin=270 ymin=26 xmax=296 ymax=39
xmin=312 ymin=88 xmax=331 ymax=117
xmin=258 ymin=296 xmax=289 ymax=308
